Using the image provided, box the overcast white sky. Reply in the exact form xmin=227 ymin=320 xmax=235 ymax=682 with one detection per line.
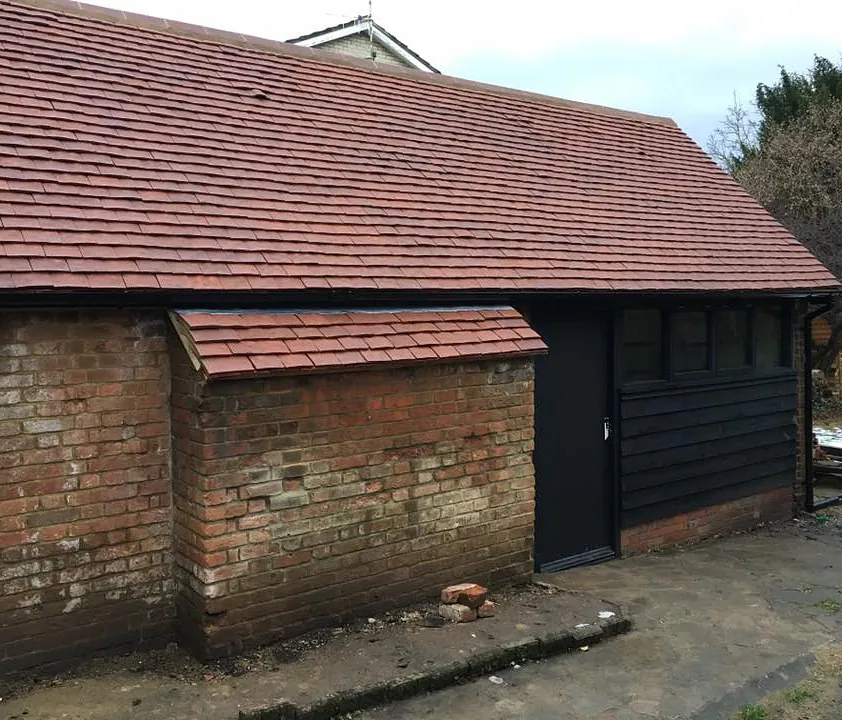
xmin=95 ymin=0 xmax=842 ymax=149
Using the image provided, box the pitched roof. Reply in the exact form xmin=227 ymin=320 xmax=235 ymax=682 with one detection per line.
xmin=287 ymin=16 xmax=439 ymax=73
xmin=0 ymin=0 xmax=837 ymax=295
xmin=171 ymin=307 xmax=546 ymax=379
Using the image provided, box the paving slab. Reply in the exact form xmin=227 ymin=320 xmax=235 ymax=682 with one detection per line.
xmin=0 ymin=585 xmax=628 ymax=720
xmin=359 ymin=509 xmax=842 ymax=720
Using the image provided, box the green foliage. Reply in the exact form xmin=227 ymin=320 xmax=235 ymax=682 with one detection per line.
xmin=732 ymin=100 xmax=842 ymax=372
xmin=814 ymin=598 xmax=842 ymax=613
xmin=709 ymin=55 xmax=842 ymax=171
xmin=736 ymin=704 xmax=769 ymax=720
xmin=813 ymin=377 xmax=842 ymax=418
xmin=756 ymin=57 xmax=842 ymax=146
xmin=710 ymin=55 xmax=842 ymax=371
xmin=813 ymin=394 xmax=842 ymax=420
xmin=784 ymin=687 xmax=816 ymax=704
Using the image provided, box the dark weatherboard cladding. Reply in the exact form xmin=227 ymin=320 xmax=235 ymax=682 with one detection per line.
xmin=620 ymin=373 xmax=797 ymax=527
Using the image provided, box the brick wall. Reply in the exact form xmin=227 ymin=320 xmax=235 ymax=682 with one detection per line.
xmin=621 ymin=486 xmax=792 ymax=554
xmin=315 ymin=34 xmax=411 ymax=68
xmin=170 ymin=335 xmax=535 ymax=658
xmin=0 ymin=309 xmax=173 ymax=675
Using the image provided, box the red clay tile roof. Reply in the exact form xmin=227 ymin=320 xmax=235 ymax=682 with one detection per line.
xmin=171 ymin=307 xmax=547 ymax=378
xmin=0 ymin=0 xmax=837 ymax=295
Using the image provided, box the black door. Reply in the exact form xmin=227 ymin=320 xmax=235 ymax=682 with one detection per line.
xmin=532 ymin=308 xmax=615 ymax=572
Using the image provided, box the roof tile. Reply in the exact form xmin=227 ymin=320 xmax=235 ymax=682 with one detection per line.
xmin=202 ymin=356 xmax=255 ymax=377
xmin=278 ymin=353 xmax=314 ymax=369
xmin=172 ymin=306 xmax=546 ymax=379
xmin=0 ymin=0 xmax=835 ymax=294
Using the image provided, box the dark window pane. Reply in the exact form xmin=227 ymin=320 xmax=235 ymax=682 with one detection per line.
xmin=756 ymin=306 xmax=785 ymax=369
xmin=623 ymin=309 xmax=663 ymax=382
xmin=673 ymin=311 xmax=709 ymax=373
xmin=716 ymin=309 xmax=751 ymax=369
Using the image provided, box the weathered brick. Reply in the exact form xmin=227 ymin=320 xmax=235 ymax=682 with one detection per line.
xmin=438 ymin=603 xmax=477 ymax=623
xmin=477 ymin=599 xmax=497 ymax=618
xmin=621 ymin=486 xmax=792 ymax=554
xmin=0 ymin=310 xmax=174 ymax=676
xmin=170 ymin=333 xmax=536 ymax=659
xmin=441 ymin=582 xmax=488 ymax=607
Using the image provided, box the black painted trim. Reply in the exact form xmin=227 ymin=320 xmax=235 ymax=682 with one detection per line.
xmin=538 ymin=546 xmax=615 ymax=573
xmin=0 ymin=289 xmax=835 ymax=311
xmin=611 ymin=309 xmax=623 ymax=559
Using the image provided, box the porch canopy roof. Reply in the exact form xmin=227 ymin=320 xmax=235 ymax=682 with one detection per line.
xmin=0 ymin=0 xmax=838 ymax=296
xmin=170 ymin=307 xmax=547 ymax=379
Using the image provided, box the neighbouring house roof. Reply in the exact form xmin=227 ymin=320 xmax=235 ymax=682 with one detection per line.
xmin=170 ymin=307 xmax=546 ymax=378
xmin=0 ymin=0 xmax=837 ymax=296
xmin=287 ymin=16 xmax=439 ymax=73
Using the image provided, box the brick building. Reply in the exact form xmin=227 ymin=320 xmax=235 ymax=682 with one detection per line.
xmin=287 ymin=16 xmax=439 ymax=72
xmin=0 ymin=0 xmax=838 ymax=674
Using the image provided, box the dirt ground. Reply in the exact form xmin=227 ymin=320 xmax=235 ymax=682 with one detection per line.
xmin=0 ymin=582 xmax=624 ymax=720
xmin=0 ymin=583 xmax=581 ymax=703
xmin=0 ymin=583 xmax=556 ymax=701
xmin=732 ymin=646 xmax=842 ymax=720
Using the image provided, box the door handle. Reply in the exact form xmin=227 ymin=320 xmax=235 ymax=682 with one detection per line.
xmin=603 ymin=416 xmax=612 ymax=441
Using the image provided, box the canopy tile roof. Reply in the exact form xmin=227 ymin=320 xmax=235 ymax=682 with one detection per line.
xmin=171 ymin=307 xmax=547 ymax=378
xmin=0 ymin=0 xmax=837 ymax=295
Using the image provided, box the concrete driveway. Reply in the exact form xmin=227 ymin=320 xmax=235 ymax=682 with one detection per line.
xmin=363 ymin=510 xmax=842 ymax=720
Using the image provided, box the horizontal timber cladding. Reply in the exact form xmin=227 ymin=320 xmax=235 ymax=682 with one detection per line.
xmin=620 ymin=373 xmax=797 ymax=528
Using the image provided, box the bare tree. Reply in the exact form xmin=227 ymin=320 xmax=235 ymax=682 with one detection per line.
xmin=706 ymin=94 xmax=758 ymax=173
xmin=734 ymin=101 xmax=842 ymax=371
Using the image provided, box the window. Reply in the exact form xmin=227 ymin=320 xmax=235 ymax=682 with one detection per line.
xmin=672 ymin=311 xmax=709 ymax=373
xmin=755 ymin=306 xmax=785 ymax=369
xmin=622 ymin=309 xmax=663 ymax=383
xmin=715 ymin=309 xmax=751 ymax=370
xmin=621 ymin=304 xmax=791 ymax=385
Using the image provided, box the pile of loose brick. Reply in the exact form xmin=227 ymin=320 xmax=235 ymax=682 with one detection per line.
xmin=439 ymin=583 xmax=495 ymax=623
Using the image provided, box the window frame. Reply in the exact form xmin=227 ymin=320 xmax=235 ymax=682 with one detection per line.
xmin=620 ymin=302 xmax=792 ymax=387
xmin=754 ymin=304 xmax=791 ymax=370
xmin=620 ymin=308 xmax=667 ymax=384
xmin=711 ymin=307 xmax=753 ymax=374
xmin=669 ymin=309 xmax=712 ymax=378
